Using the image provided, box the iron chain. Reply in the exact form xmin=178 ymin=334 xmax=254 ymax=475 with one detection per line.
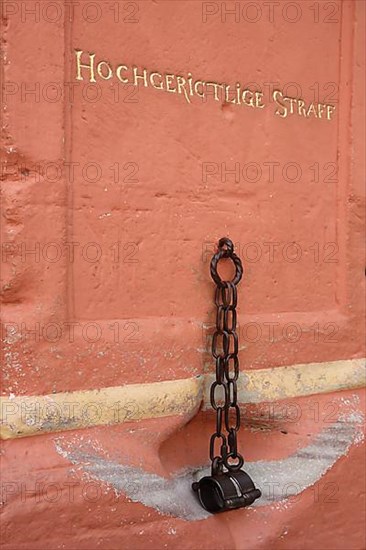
xmin=209 ymin=238 xmax=244 ymax=475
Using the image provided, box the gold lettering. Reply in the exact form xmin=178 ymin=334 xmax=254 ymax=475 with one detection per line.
xmin=225 ymin=85 xmax=237 ymax=104
xmin=97 ymin=61 xmax=113 ymax=80
xmin=297 ymin=99 xmax=307 ymax=117
xmin=317 ymin=103 xmax=326 ymax=118
xmin=306 ymin=102 xmax=318 ymax=118
xmin=242 ymin=89 xmax=255 ymax=107
xmin=72 ymin=49 xmax=337 ymax=122
xmin=187 ymin=73 xmax=194 ymax=96
xmin=176 ymin=76 xmax=191 ymax=104
xmin=132 ymin=67 xmax=148 ymax=87
xmin=236 ymin=83 xmax=241 ymax=104
xmin=273 ymin=90 xmax=287 ymax=118
xmin=75 ymin=50 xmax=96 ymax=83
xmin=194 ymin=80 xmax=205 ymax=98
xmin=116 ymin=65 xmax=129 ymax=84
xmin=150 ymin=72 xmax=163 ymax=90
xmin=326 ymin=105 xmax=336 ymax=120
xmin=286 ymin=97 xmax=297 ymax=114
xmin=206 ymin=82 xmax=223 ymax=101
xmin=255 ymin=91 xmax=265 ymax=109
xmin=165 ymin=74 xmax=176 ymax=93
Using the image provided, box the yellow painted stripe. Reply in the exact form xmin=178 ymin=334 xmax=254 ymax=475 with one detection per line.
xmin=205 ymin=357 xmax=366 ymax=406
xmin=1 ymin=358 xmax=364 ymax=440
xmin=0 ymin=377 xmax=202 ymax=440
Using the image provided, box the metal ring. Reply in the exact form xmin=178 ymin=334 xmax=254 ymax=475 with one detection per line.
xmin=218 ymin=237 xmax=234 ymax=253
xmin=215 ymin=406 xmax=223 ymax=435
xmin=210 ymin=381 xmax=228 ymax=411
xmin=210 ymin=433 xmax=227 ymax=461
xmin=210 ymin=243 xmax=243 ymax=287
xmin=225 ymin=403 xmax=241 ymax=431
xmin=224 ymin=354 xmax=239 ymax=381
xmin=223 ymin=452 xmax=244 ymax=472
xmin=215 ymin=356 xmax=225 ymax=384
xmin=211 ymin=457 xmax=224 ymax=476
xmin=211 ymin=330 xmax=229 ymax=359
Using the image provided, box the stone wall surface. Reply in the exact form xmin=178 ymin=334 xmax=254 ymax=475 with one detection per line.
xmin=0 ymin=1 xmax=365 ymax=549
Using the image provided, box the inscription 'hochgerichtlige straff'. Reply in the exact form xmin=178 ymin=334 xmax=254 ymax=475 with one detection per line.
xmin=75 ymin=50 xmax=336 ymax=122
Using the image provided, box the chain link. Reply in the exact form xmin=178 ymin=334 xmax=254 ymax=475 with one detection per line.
xmin=209 ymin=238 xmax=244 ymax=474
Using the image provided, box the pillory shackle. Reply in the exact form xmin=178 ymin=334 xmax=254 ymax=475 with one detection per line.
xmin=192 ymin=237 xmax=261 ymax=513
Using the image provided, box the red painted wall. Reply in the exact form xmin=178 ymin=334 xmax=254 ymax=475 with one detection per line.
xmin=1 ymin=1 xmax=365 ymax=548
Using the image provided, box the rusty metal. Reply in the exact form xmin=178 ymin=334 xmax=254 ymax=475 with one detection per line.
xmin=192 ymin=237 xmax=261 ymax=513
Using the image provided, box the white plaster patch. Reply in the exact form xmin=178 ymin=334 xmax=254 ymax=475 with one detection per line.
xmin=55 ymin=414 xmax=364 ymax=521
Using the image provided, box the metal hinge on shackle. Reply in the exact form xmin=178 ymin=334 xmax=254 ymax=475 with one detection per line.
xmin=192 ymin=237 xmax=261 ymax=513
